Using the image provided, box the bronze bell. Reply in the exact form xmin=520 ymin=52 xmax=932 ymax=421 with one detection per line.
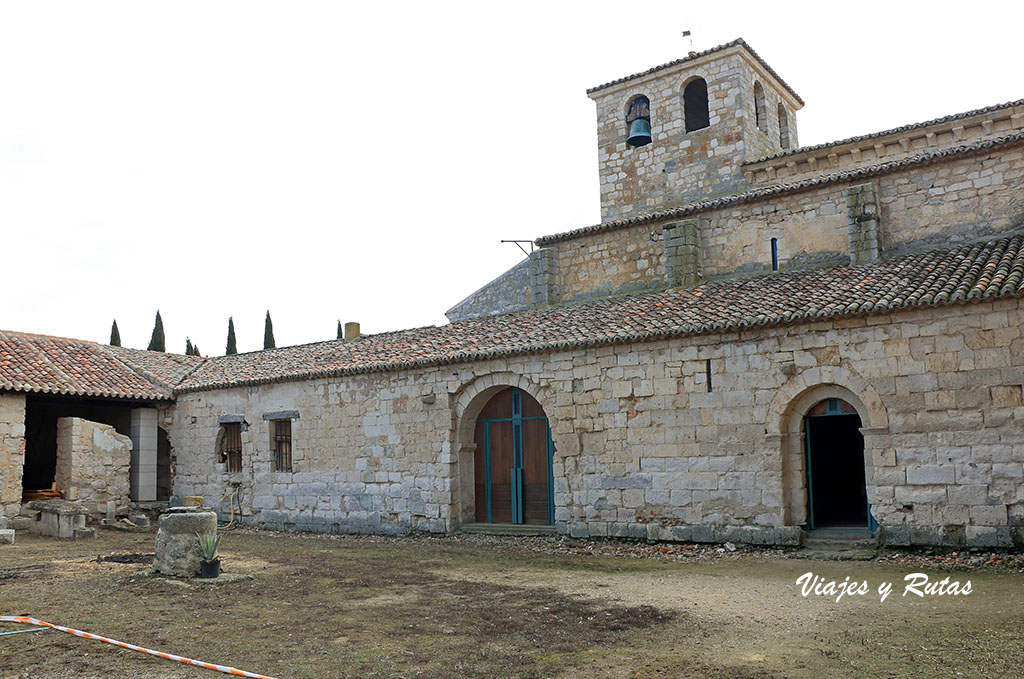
xmin=627 ymin=118 xmax=652 ymax=147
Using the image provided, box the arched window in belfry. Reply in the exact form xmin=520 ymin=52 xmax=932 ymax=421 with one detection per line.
xmin=625 ymin=95 xmax=652 ymax=148
xmin=754 ymin=81 xmax=767 ymax=133
xmin=683 ymin=78 xmax=710 ymax=132
xmin=778 ymin=103 xmax=791 ymax=149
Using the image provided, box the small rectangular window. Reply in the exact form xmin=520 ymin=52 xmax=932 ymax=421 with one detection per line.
xmin=771 ymin=238 xmax=779 ymax=271
xmin=272 ymin=419 xmax=293 ymax=473
xmin=221 ymin=422 xmax=242 ymax=473
xmin=706 ymin=359 xmax=713 ymax=393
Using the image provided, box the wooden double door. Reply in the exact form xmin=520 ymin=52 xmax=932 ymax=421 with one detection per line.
xmin=473 ymin=387 xmax=554 ymax=525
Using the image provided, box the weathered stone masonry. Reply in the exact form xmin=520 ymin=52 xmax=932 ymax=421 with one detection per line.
xmin=172 ymin=296 xmax=1024 ymax=547
xmin=0 ymin=392 xmax=27 ymax=518
xmin=3 ymin=38 xmax=1022 ymax=551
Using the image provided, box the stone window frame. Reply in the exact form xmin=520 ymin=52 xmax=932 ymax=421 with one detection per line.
xmin=778 ymin=103 xmax=791 ymax=149
xmin=623 ymin=93 xmax=652 ymax=148
xmin=262 ymin=410 xmax=299 ymax=474
xmin=682 ymin=76 xmax=710 ymax=133
xmin=216 ymin=415 xmax=246 ymax=473
xmin=753 ymin=81 xmax=768 ymax=134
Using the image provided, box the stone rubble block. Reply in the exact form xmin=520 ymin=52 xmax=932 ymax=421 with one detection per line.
xmin=153 ymin=508 xmax=218 ymax=578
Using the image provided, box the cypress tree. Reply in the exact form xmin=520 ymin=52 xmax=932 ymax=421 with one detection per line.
xmin=109 ymin=320 xmax=121 ymax=346
xmin=225 ymin=317 xmax=237 ymax=355
xmin=185 ymin=338 xmax=194 ymax=356
xmin=147 ymin=311 xmax=166 ymax=352
xmin=337 ymin=320 xmax=343 ymax=340
xmin=192 ymin=343 xmax=201 ymax=357
xmin=264 ymin=311 xmax=276 ymax=350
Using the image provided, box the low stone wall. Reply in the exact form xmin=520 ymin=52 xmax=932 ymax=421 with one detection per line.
xmin=55 ymin=417 xmax=131 ymax=514
xmin=0 ymin=392 xmax=26 ymax=518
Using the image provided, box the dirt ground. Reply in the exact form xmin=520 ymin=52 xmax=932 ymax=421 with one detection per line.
xmin=0 ymin=529 xmax=1022 ymax=679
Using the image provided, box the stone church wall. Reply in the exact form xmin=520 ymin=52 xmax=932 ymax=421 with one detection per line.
xmin=876 ymin=143 xmax=1024 ymax=255
xmin=171 ymin=374 xmax=457 ymax=534
xmin=170 ymin=297 xmax=1024 ymax=548
xmin=543 ymin=141 xmax=1024 ymax=305
xmin=744 ymin=101 xmax=1024 ymax=187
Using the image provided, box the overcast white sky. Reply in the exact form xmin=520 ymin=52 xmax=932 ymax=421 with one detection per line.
xmin=2 ymin=1 xmax=1022 ymax=355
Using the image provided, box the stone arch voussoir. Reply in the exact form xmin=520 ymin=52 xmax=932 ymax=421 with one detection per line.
xmin=767 ymin=365 xmax=890 ymax=528
xmin=767 ymin=365 xmax=889 ymax=436
xmin=451 ymin=372 xmax=550 ymax=526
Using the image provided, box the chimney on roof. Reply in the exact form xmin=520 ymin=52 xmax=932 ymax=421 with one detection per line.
xmin=343 ymin=322 xmax=360 ymax=342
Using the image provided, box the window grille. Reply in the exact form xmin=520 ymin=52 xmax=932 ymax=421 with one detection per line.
xmin=273 ymin=419 xmax=292 ymax=472
xmin=222 ymin=422 xmax=242 ymax=473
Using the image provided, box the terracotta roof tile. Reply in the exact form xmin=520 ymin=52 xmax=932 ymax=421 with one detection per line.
xmin=586 ymin=38 xmax=804 ymax=106
xmin=0 ymin=332 xmax=198 ymax=401
xmin=6 ymin=237 xmax=1020 ymax=398
xmin=175 ymin=235 xmax=1024 ymax=393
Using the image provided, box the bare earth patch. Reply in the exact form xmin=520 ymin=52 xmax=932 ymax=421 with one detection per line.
xmin=1 ymin=529 xmax=1021 ymax=678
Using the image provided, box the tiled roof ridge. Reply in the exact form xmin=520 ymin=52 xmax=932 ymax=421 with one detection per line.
xmin=174 ymin=234 xmax=1024 ymax=394
xmin=171 ymin=354 xmax=211 ymax=387
xmin=747 ymin=97 xmax=1024 ymax=165
xmin=1 ymin=329 xmax=109 ymax=345
xmin=586 ymin=38 xmax=804 ymax=106
xmin=196 ymin=325 xmax=439 ymax=365
xmin=537 ymin=130 xmax=1024 ymax=245
xmin=94 ymin=344 xmax=177 ymax=398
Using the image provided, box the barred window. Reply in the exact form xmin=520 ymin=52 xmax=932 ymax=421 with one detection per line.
xmin=272 ymin=419 xmax=292 ymax=473
xmin=219 ymin=422 xmax=242 ymax=473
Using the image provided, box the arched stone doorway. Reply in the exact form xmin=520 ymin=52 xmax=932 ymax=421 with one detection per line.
xmin=473 ymin=387 xmax=553 ymax=525
xmin=803 ymin=398 xmax=875 ymax=531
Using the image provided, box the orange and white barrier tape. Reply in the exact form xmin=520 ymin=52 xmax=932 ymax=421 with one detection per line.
xmin=0 ymin=616 xmax=276 ymax=679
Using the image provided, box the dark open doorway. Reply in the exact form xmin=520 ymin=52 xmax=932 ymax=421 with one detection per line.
xmin=157 ymin=427 xmax=172 ymax=502
xmin=473 ymin=387 xmax=554 ymax=525
xmin=21 ymin=395 xmax=150 ymax=501
xmin=804 ymin=398 xmax=873 ymax=530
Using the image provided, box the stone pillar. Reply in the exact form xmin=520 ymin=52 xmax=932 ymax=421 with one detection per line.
xmin=0 ymin=393 xmax=27 ymax=518
xmin=528 ymin=247 xmax=554 ymax=307
xmin=663 ymin=219 xmax=700 ymax=288
xmin=845 ymin=183 xmax=880 ymax=265
xmin=130 ymin=408 xmax=158 ymax=502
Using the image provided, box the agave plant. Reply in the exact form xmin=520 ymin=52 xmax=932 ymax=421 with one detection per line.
xmin=195 ymin=530 xmax=222 ymax=562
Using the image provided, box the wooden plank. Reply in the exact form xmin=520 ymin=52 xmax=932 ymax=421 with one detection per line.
xmin=489 ymin=420 xmax=515 ymax=523
xmin=521 ymin=418 xmax=550 ymax=524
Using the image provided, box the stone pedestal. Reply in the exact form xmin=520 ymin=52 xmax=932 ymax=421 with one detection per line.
xmin=24 ymin=500 xmax=88 ymax=539
xmin=153 ymin=507 xmax=218 ymax=577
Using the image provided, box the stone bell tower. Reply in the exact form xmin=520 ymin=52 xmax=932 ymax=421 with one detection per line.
xmin=588 ymin=39 xmax=804 ymax=223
